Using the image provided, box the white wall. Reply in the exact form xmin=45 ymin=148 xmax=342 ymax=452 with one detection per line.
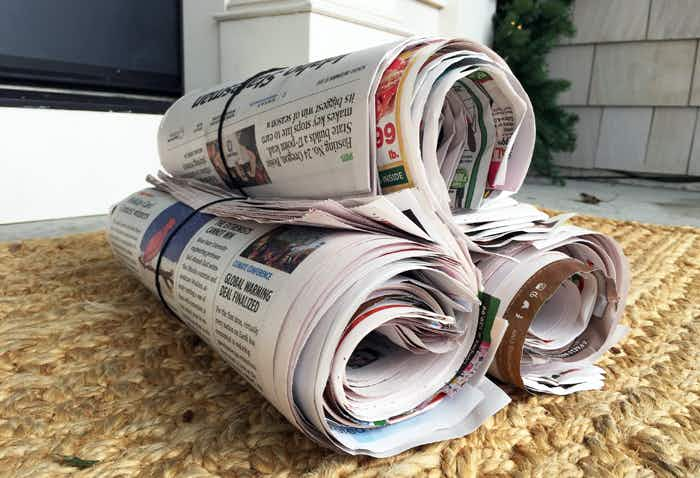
xmin=219 ymin=13 xmax=312 ymax=82
xmin=320 ymin=0 xmax=442 ymax=36
xmin=0 ymin=108 xmax=161 ymax=223
xmin=218 ymin=0 xmax=497 ymax=83
xmin=307 ymin=13 xmax=403 ymax=61
xmin=440 ymin=0 xmax=496 ymax=44
xmin=182 ymin=0 xmax=223 ymax=92
xmin=221 ymin=0 xmax=495 ymax=43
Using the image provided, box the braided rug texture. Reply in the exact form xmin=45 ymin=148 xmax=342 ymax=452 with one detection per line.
xmin=0 ymin=215 xmax=698 ymax=477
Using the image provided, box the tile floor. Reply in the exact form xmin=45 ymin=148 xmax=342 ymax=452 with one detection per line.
xmin=515 ymin=178 xmax=700 ymax=228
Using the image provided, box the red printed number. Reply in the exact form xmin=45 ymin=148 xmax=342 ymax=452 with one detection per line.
xmin=376 ymin=122 xmax=396 ymax=149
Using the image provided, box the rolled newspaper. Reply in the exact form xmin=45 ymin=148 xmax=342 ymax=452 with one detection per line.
xmin=108 ymin=36 xmax=630 ymax=456
xmin=454 ymin=198 xmax=630 ymax=394
xmin=151 ymin=36 xmax=629 ymax=394
xmin=107 ymin=188 xmax=509 ymax=456
xmin=157 ymin=37 xmax=534 ymax=214
xmin=150 ymin=176 xmax=631 ymax=395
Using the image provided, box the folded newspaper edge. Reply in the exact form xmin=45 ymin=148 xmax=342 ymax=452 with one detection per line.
xmin=107 ymin=36 xmax=630 ymax=456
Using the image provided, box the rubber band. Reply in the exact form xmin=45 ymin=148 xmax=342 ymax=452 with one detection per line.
xmin=154 ymin=197 xmax=239 ymax=320
xmin=217 ymin=67 xmax=285 ymax=198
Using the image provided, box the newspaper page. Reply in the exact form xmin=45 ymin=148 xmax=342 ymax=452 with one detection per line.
xmin=158 ymin=41 xmax=410 ymax=199
xmin=107 ymin=187 xmax=510 ymax=456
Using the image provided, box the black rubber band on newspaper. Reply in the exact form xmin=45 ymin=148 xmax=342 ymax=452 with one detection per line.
xmin=217 ymin=67 xmax=286 ymax=198
xmin=154 ymin=197 xmax=239 ymax=320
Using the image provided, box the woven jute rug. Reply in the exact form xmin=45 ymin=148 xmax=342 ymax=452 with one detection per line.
xmin=1 ymin=214 xmax=698 ymax=477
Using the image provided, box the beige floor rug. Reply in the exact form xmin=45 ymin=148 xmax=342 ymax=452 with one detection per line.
xmin=1 ymin=214 xmax=698 ymax=477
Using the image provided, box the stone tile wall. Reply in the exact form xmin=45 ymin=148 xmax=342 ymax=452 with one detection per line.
xmin=547 ymin=0 xmax=700 ymax=176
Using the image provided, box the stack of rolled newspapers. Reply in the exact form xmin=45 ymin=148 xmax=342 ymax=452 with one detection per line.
xmin=107 ymin=37 xmax=629 ymax=456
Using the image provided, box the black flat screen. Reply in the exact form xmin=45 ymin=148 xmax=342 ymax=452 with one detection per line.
xmin=0 ymin=0 xmax=182 ymax=113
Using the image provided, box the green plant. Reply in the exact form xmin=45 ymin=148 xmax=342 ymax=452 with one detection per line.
xmin=492 ymin=0 xmax=578 ymax=185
